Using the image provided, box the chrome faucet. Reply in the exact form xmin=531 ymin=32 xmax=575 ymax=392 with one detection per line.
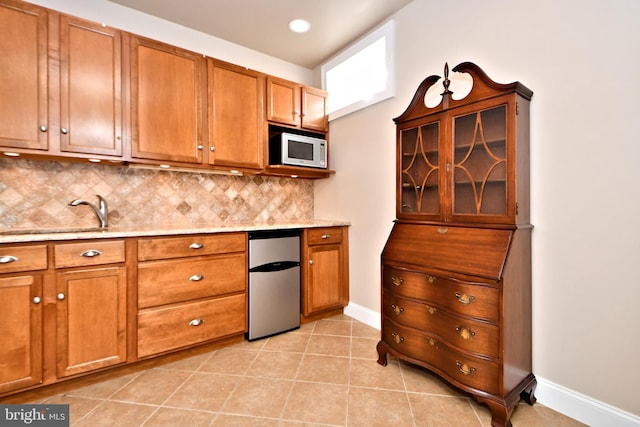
xmin=69 ymin=195 xmax=108 ymax=228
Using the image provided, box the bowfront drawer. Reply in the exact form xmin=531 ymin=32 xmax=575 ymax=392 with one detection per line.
xmin=137 ymin=293 xmax=246 ymax=358
xmin=138 ymin=253 xmax=246 ymax=308
xmin=54 ymin=240 xmax=125 ymax=268
xmin=383 ymin=318 xmax=499 ymax=395
xmin=138 ymin=232 xmax=246 ymax=261
xmin=383 ymin=291 xmax=499 ymax=358
xmin=0 ymin=245 xmax=47 ymax=273
xmin=383 ymin=266 xmax=499 ymax=321
xmin=306 ymin=227 xmax=343 ymax=245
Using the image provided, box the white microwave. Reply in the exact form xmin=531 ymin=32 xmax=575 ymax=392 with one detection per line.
xmin=271 ymin=132 xmax=327 ymax=169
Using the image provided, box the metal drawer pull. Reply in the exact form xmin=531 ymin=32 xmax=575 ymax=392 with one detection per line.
xmin=57 ymin=293 xmax=65 ymax=301
xmin=33 ymin=297 xmax=41 ymax=304
xmin=0 ymin=255 xmax=18 ymax=264
xmin=321 ymin=234 xmax=330 ymax=239
xmin=189 ymin=243 xmax=204 ymax=249
xmin=455 ymin=292 xmax=476 ymax=304
xmin=391 ymin=276 xmax=404 ymax=286
xmin=189 ymin=318 xmax=204 ymax=326
xmin=391 ymin=304 xmax=404 ymax=315
xmin=391 ymin=333 xmax=404 ymax=344
xmin=437 ymin=227 xmax=448 ymax=234
xmin=456 ymin=361 xmax=476 ymax=376
xmin=456 ymin=325 xmax=476 ymax=340
xmin=80 ymin=249 xmax=102 ymax=257
xmin=189 ymin=274 xmax=204 ymax=281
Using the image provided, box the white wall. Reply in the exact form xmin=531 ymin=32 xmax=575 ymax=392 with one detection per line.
xmin=29 ymin=0 xmax=313 ymax=84
xmin=316 ymin=0 xmax=640 ymax=421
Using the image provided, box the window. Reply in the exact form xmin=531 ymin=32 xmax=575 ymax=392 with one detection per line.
xmin=321 ymin=20 xmax=395 ymax=121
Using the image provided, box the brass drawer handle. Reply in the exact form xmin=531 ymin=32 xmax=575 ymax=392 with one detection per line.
xmin=189 ymin=243 xmax=204 ymax=249
xmin=0 ymin=255 xmax=18 ymax=264
xmin=456 ymin=361 xmax=477 ymax=376
xmin=391 ymin=304 xmax=404 ymax=315
xmin=426 ymin=305 xmax=437 ymax=315
xmin=189 ymin=274 xmax=204 ymax=281
xmin=437 ymin=227 xmax=448 ymax=234
xmin=455 ymin=292 xmax=476 ymax=304
xmin=426 ymin=275 xmax=436 ymax=283
xmin=80 ymin=249 xmax=102 ymax=257
xmin=391 ymin=333 xmax=404 ymax=344
xmin=456 ymin=325 xmax=476 ymax=340
xmin=188 ymin=318 xmax=204 ymax=326
xmin=426 ymin=337 xmax=439 ymax=348
xmin=391 ymin=275 xmax=404 ymax=286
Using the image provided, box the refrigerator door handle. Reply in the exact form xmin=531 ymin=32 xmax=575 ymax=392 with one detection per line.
xmin=249 ymin=261 xmax=300 ymax=273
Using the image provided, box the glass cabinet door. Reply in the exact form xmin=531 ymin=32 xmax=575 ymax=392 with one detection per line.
xmin=399 ymin=121 xmax=440 ymax=216
xmin=452 ymin=105 xmax=507 ymax=217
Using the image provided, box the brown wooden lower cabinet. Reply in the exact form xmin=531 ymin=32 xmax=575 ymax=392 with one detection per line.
xmin=55 ymin=266 xmax=127 ymax=378
xmin=301 ymin=227 xmax=349 ymax=318
xmin=0 ymin=227 xmax=349 ymax=398
xmin=0 ymin=275 xmax=43 ymax=395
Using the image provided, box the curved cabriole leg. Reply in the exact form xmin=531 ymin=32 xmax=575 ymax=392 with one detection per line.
xmin=483 ymin=400 xmax=514 ymax=427
xmin=520 ymin=379 xmax=538 ymax=405
xmin=376 ymin=341 xmax=389 ymax=366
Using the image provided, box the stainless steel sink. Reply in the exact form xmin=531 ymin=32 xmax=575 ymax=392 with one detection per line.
xmin=0 ymin=227 xmax=107 ymax=236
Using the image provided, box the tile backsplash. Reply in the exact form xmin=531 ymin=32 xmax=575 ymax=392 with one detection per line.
xmin=0 ymin=158 xmax=314 ymax=229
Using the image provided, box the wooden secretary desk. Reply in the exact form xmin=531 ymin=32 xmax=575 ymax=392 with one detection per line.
xmin=377 ymin=62 xmax=536 ymax=427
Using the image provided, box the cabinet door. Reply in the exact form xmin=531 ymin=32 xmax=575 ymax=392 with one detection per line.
xmin=0 ymin=275 xmax=42 ymax=394
xmin=450 ymin=99 xmax=514 ymax=223
xmin=398 ymin=117 xmax=444 ymax=221
xmin=58 ymin=15 xmax=122 ymax=157
xmin=0 ymin=0 xmax=48 ymax=151
xmin=303 ymin=243 xmax=347 ymax=315
xmin=301 ymin=86 xmax=328 ymax=132
xmin=56 ymin=267 xmax=127 ymax=378
xmin=131 ymin=36 xmax=204 ymax=163
xmin=266 ymin=77 xmax=300 ymax=127
xmin=207 ymin=59 xmax=263 ymax=169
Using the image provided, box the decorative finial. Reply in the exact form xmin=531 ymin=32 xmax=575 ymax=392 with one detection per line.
xmin=441 ymin=62 xmax=453 ymax=96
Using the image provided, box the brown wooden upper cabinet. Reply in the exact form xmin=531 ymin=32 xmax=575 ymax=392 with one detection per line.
xmin=207 ymin=59 xmax=264 ymax=170
xmin=0 ymin=0 xmax=48 ymax=151
xmin=130 ymin=35 xmax=205 ymax=164
xmin=266 ymin=76 xmax=328 ymax=132
xmin=0 ymin=1 xmax=123 ymax=158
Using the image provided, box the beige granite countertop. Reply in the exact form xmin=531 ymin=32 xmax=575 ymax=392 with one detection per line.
xmin=0 ymin=220 xmax=351 ymax=243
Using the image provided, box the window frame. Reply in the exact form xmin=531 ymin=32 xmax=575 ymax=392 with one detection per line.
xmin=321 ymin=19 xmax=396 ymax=121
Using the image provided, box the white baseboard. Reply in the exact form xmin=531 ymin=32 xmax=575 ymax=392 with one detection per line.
xmin=344 ymin=303 xmax=640 ymax=427
xmin=535 ymin=377 xmax=640 ymax=427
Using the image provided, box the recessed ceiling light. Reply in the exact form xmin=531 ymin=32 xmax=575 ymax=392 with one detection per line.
xmin=288 ymin=19 xmax=310 ymax=33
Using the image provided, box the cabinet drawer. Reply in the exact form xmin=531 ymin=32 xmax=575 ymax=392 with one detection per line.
xmin=54 ymin=240 xmax=125 ymax=268
xmin=306 ymin=227 xmax=343 ymax=245
xmin=383 ymin=266 xmax=499 ymax=321
xmin=137 ymin=293 xmax=246 ymax=358
xmin=138 ymin=232 xmax=246 ymax=261
xmin=138 ymin=253 xmax=246 ymax=308
xmin=383 ymin=291 xmax=499 ymax=358
xmin=383 ymin=319 xmax=499 ymax=395
xmin=0 ymin=245 xmax=47 ymax=274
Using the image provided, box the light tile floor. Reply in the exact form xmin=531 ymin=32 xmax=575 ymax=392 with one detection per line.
xmin=32 ymin=315 xmax=585 ymax=426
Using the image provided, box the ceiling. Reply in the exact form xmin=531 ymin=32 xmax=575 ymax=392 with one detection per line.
xmin=107 ymin=0 xmax=413 ymax=69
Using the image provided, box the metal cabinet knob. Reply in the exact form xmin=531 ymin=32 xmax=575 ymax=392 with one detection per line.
xmin=33 ymin=296 xmax=41 ymax=304
xmin=40 ymin=125 xmax=47 ymax=132
xmin=189 ymin=274 xmax=204 ymax=281
xmin=309 ymin=259 xmax=314 ymax=265
xmin=210 ymin=146 xmax=216 ymax=152
xmin=321 ymin=234 xmax=330 ymax=239
xmin=197 ymin=145 xmax=203 ymax=150
xmin=57 ymin=293 xmax=65 ymax=301
xmin=188 ymin=318 xmax=204 ymax=326
xmin=189 ymin=243 xmax=204 ymax=249
xmin=61 ymin=127 xmax=68 ymax=134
